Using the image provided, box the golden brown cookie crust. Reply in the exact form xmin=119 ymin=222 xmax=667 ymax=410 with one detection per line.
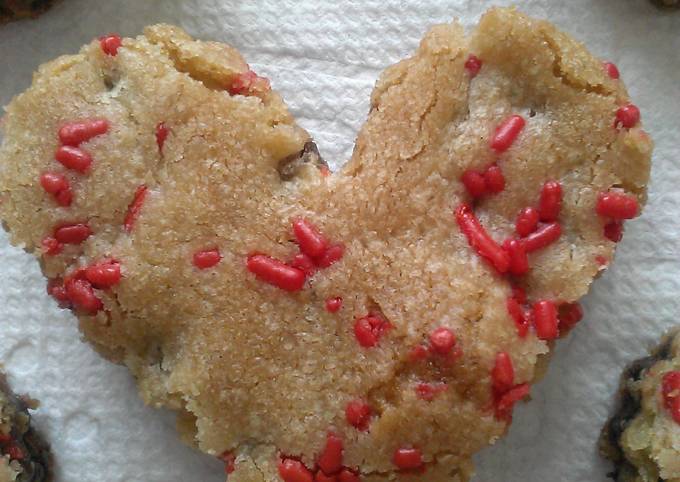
xmin=0 ymin=7 xmax=652 ymax=481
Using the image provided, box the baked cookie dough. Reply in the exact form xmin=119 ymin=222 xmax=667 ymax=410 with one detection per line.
xmin=0 ymin=0 xmax=58 ymax=24
xmin=0 ymin=7 xmax=652 ymax=481
xmin=0 ymin=373 xmax=51 ymax=482
xmin=600 ymin=328 xmax=680 ymax=482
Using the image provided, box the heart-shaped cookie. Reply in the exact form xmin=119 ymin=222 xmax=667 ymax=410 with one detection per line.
xmin=0 ymin=7 xmax=652 ymax=481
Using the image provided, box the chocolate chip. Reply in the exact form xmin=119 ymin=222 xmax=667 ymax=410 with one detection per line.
xmin=277 ymin=141 xmax=328 ymax=181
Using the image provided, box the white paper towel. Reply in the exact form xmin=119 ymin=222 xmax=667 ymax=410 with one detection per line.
xmin=0 ymin=1 xmax=678 ymax=480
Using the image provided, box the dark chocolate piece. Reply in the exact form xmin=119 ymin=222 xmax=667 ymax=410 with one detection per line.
xmin=277 ymin=141 xmax=328 ymax=181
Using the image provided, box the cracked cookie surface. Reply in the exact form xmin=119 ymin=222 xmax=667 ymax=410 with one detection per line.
xmin=600 ymin=328 xmax=680 ymax=482
xmin=0 ymin=8 xmax=652 ymax=481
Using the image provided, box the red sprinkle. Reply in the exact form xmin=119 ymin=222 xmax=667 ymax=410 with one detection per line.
xmin=5 ymin=444 xmax=24 ymax=461
xmin=218 ymin=451 xmax=236 ymax=474
xmin=345 ymin=399 xmax=372 ymax=431
xmin=65 ymin=278 xmax=102 ymax=314
xmin=538 ymin=181 xmax=562 ymax=222
xmin=59 ymin=119 xmax=109 ymax=146
xmin=484 ymin=164 xmax=505 ymax=194
xmin=325 ymin=297 xmax=343 ymax=313
xmin=353 ymin=315 xmax=391 ymax=348
xmin=47 ymin=279 xmax=70 ymax=307
xmin=532 ymin=300 xmax=559 ymax=340
xmin=100 ymin=34 xmax=122 ymax=56
xmin=278 ymin=458 xmax=314 ymax=482
xmin=596 ymin=192 xmax=639 ymax=220
xmin=408 ymin=344 xmax=429 ymax=362
xmin=595 ymin=255 xmax=609 ymax=267
xmin=429 ymin=327 xmax=457 ymax=355
xmin=455 ymin=204 xmax=510 ymax=274
xmin=603 ymin=62 xmax=620 ymax=80
xmin=464 ymin=54 xmax=482 ymax=77
xmin=512 ymin=286 xmax=527 ymax=304
xmin=55 ymin=188 xmax=74 ymax=207
xmin=491 ymin=352 xmax=515 ymax=395
xmin=0 ymin=432 xmax=11 ymax=444
xmin=246 ymin=254 xmax=306 ymax=292
xmin=615 ymin=104 xmax=641 ymax=129
xmin=228 ymin=70 xmax=271 ymax=96
xmin=40 ymin=172 xmax=73 ymax=207
xmin=229 ymin=71 xmax=257 ymax=95
xmin=558 ymin=302 xmax=583 ymax=331
xmin=317 ymin=433 xmax=343 ymax=476
xmin=495 ymin=383 xmax=530 ymax=421
xmin=662 ymin=371 xmax=680 ymax=407
xmin=461 ymin=165 xmax=505 ymax=199
xmin=415 ymin=382 xmax=448 ymax=401
xmin=507 ymin=297 xmax=529 ymax=338
xmin=85 ymin=260 xmax=121 ymax=288
xmin=515 ymin=207 xmax=540 ymax=237
xmin=392 ymin=447 xmax=423 ymax=470
xmin=662 ymin=371 xmax=680 ymax=425
xmin=55 ymin=146 xmax=93 ymax=173
xmin=155 ymin=122 xmax=169 ymax=152
xmin=124 ymin=185 xmax=148 ymax=232
xmin=461 ymin=170 xmax=487 ymax=198
xmin=521 ymin=222 xmax=561 ymax=253
xmin=337 ymin=469 xmax=360 ymax=482
xmin=290 ymin=253 xmax=317 ymax=276
xmin=503 ymin=238 xmax=529 ymax=276
xmin=39 ymin=173 xmax=67 ymax=195
xmin=42 ymin=236 xmax=63 ymax=256
xmin=54 ymin=223 xmax=92 ymax=244
xmin=490 ymin=115 xmax=525 ymax=153
xmin=315 ymin=244 xmax=345 ymax=268
xmin=315 ymin=472 xmax=337 ymax=482
xmin=193 ymin=248 xmax=222 ymax=270
xmin=604 ymin=221 xmax=624 ymax=242
xmin=293 ymin=218 xmax=329 ymax=258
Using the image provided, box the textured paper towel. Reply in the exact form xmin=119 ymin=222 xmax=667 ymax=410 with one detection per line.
xmin=0 ymin=1 xmax=678 ymax=481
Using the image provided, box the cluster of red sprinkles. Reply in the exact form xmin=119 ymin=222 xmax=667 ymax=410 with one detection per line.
xmin=42 ymin=35 xmax=163 ymax=312
xmin=278 ymin=433 xmax=360 ymax=482
xmin=41 ymin=117 xmax=109 ymax=256
xmin=48 ymin=259 xmax=122 ymax=314
xmin=454 ymin=56 xmax=645 ymax=428
xmin=662 ymin=371 xmax=680 ymax=425
xmin=246 ymin=218 xmax=344 ymax=292
xmin=490 ymin=352 xmax=530 ymax=421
